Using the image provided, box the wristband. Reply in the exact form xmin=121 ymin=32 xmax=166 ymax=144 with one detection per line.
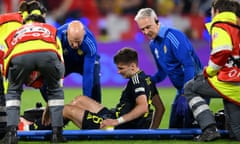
xmin=117 ymin=117 xmax=125 ymax=124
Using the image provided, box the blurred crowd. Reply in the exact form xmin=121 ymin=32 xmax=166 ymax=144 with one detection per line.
xmin=0 ymin=0 xmax=213 ymax=41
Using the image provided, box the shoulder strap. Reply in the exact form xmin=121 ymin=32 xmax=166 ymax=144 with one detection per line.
xmin=0 ymin=13 xmax=22 ymax=25
xmin=211 ymin=21 xmax=240 ymax=33
xmin=211 ymin=22 xmax=240 ymax=66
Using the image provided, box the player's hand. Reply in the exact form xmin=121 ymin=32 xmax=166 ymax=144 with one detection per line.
xmin=100 ymin=118 xmax=118 ymax=129
xmin=41 ymin=106 xmax=51 ymax=126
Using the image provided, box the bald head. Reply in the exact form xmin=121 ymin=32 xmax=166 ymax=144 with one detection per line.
xmin=67 ymin=20 xmax=85 ymax=49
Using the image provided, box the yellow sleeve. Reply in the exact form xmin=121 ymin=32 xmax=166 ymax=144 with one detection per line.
xmin=206 ymin=27 xmax=232 ymax=77
xmin=211 ymin=26 xmax=232 ymax=51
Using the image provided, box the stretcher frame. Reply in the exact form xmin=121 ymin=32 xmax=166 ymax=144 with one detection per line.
xmin=17 ymin=129 xmax=229 ymax=140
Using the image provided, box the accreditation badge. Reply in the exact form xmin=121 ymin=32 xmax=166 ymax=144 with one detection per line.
xmin=77 ymin=49 xmax=83 ymax=56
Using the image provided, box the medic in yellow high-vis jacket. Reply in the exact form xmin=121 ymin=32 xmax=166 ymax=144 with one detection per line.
xmin=0 ymin=12 xmax=23 ymax=67
xmin=0 ymin=0 xmax=31 ymax=139
xmin=204 ymin=11 xmax=240 ymax=105
xmin=184 ymin=1 xmax=240 ymax=140
xmin=0 ymin=0 xmax=31 ymax=94
xmin=0 ymin=12 xmax=23 ymax=138
xmin=1 ymin=4 xmax=66 ymax=142
xmin=0 ymin=12 xmax=23 ymax=91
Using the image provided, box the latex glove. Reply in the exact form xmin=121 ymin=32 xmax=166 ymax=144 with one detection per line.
xmin=174 ymin=95 xmax=189 ymax=116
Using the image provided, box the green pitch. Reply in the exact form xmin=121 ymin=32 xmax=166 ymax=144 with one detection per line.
xmin=18 ymin=87 xmax=237 ymax=144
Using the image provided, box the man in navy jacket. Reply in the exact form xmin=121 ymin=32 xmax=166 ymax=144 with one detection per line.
xmin=134 ymin=8 xmax=204 ymax=128
xmin=40 ymin=20 xmax=102 ymax=103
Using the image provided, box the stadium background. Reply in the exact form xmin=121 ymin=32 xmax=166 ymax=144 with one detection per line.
xmin=1 ymin=1 xmax=230 ymax=143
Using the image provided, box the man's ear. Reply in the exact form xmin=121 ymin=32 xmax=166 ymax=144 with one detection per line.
xmin=130 ymin=62 xmax=136 ymax=70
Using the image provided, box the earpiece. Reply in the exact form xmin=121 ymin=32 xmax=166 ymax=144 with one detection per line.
xmin=155 ymin=19 xmax=159 ymax=24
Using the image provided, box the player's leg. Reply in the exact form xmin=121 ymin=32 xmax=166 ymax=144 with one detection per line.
xmin=63 ymin=104 xmax=85 ymax=128
xmin=70 ymin=95 xmax=104 ymax=113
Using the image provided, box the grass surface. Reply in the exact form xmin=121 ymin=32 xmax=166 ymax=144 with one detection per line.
xmin=17 ymin=87 xmax=231 ymax=144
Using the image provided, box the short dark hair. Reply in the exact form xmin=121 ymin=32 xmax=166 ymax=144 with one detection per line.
xmin=23 ymin=1 xmax=45 ymax=24
xmin=25 ymin=0 xmax=47 ymax=14
xmin=113 ymin=47 xmax=138 ymax=65
xmin=212 ymin=0 xmax=240 ymax=17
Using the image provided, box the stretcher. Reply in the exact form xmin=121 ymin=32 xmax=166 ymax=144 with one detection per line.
xmin=17 ymin=129 xmax=229 ymax=140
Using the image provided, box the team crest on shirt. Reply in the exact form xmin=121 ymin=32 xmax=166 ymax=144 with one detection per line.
xmin=77 ymin=49 xmax=83 ymax=56
xmin=164 ymin=45 xmax=167 ymax=53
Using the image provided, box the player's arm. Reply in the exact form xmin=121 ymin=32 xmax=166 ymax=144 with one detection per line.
xmin=119 ymin=94 xmax=148 ymax=123
xmin=150 ymin=93 xmax=165 ymax=128
xmin=100 ymin=95 xmax=148 ymax=128
xmin=205 ymin=27 xmax=232 ymax=77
